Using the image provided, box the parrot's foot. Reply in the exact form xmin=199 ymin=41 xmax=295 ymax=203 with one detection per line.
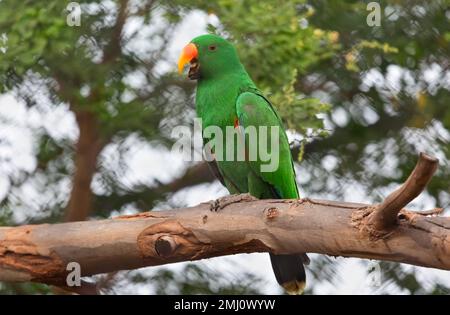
xmin=210 ymin=193 xmax=257 ymax=212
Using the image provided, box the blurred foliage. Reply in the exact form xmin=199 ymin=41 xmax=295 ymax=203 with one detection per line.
xmin=377 ymin=262 xmax=450 ymax=295
xmin=0 ymin=0 xmax=449 ymax=294
xmin=0 ymin=281 xmax=52 ymax=295
xmin=131 ymin=264 xmax=264 ymax=295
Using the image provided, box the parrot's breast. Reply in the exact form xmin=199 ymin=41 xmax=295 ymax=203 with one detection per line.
xmin=196 ymin=80 xmax=254 ymax=194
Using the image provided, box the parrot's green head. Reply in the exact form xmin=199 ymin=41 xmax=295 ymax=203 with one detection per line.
xmin=178 ymin=34 xmax=243 ymax=80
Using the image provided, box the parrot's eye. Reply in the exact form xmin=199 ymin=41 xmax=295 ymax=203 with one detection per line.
xmin=208 ymin=45 xmax=217 ymax=51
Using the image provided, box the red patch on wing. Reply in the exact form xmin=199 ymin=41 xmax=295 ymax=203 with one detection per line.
xmin=234 ymin=117 xmax=239 ymax=129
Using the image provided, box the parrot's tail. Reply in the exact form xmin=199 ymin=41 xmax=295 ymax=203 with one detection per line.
xmin=269 ymin=253 xmax=309 ymax=295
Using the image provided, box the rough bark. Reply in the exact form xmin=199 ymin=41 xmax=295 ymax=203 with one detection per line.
xmin=0 ymin=153 xmax=448 ymax=287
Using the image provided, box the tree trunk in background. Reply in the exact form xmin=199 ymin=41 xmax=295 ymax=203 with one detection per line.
xmin=63 ymin=0 xmax=127 ymax=223
xmin=65 ymin=111 xmax=104 ymax=222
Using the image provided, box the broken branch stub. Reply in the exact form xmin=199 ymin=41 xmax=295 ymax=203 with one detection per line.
xmin=369 ymin=152 xmax=439 ymax=232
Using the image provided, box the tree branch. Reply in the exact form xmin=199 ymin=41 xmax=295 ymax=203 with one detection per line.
xmin=368 ymin=152 xmax=439 ymax=232
xmin=0 ymin=154 xmax=448 ymax=286
xmin=102 ymin=0 xmax=129 ymax=64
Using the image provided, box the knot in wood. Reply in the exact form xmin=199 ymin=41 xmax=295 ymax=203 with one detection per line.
xmin=155 ymin=235 xmax=177 ymax=257
xmin=265 ymin=207 xmax=279 ymax=220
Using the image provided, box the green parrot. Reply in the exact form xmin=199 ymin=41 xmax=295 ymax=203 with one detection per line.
xmin=178 ymin=34 xmax=308 ymax=295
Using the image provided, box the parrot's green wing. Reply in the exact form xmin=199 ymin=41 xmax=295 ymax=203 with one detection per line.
xmin=236 ymin=91 xmax=299 ymax=199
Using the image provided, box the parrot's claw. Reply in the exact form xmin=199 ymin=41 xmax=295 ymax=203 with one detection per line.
xmin=209 ymin=193 xmax=257 ymax=212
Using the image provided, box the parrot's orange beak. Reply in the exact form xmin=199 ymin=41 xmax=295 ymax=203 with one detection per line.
xmin=178 ymin=43 xmax=198 ymax=75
